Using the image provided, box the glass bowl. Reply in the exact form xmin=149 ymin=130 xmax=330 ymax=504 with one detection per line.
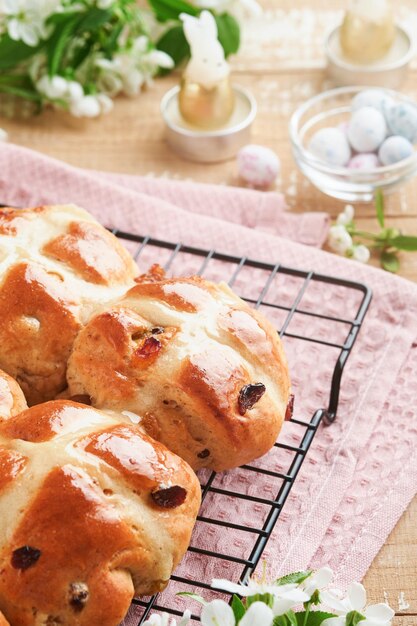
xmin=289 ymin=86 xmax=417 ymax=202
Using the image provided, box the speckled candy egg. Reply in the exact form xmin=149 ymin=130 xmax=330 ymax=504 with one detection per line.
xmin=308 ymin=127 xmax=351 ymax=166
xmin=348 ymin=153 xmax=380 ymax=170
xmin=351 ymin=89 xmax=394 ymax=116
xmin=348 ymin=107 xmax=387 ymax=153
xmin=385 ymin=103 xmax=417 ymax=143
xmin=237 ymin=144 xmax=281 ymax=187
xmin=379 ymin=136 xmax=414 ymax=166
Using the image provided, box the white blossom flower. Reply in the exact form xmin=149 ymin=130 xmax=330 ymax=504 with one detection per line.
xmin=0 ymin=128 xmax=8 ymax=142
xmin=96 ymin=39 xmax=173 ymax=98
xmin=66 ymin=80 xmax=84 ymax=103
xmin=301 ymin=567 xmax=333 ymax=598
xmin=143 ymin=609 xmax=191 ymax=626
xmin=327 ymin=225 xmax=353 ymax=255
xmin=96 ymin=93 xmax=113 ymax=114
xmin=201 ymin=599 xmax=274 ymax=626
xmin=336 ymin=205 xmax=355 ymax=226
xmin=70 ymin=94 xmax=101 ymax=117
xmin=321 ymin=583 xmax=395 ymax=626
xmin=352 ymin=244 xmax=371 ymax=264
xmin=3 ymin=0 xmax=61 ymax=46
xmin=36 ymin=75 xmax=69 ymax=100
xmin=211 ymin=578 xmax=309 ymax=615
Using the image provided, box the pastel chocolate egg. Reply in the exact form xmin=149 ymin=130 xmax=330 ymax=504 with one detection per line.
xmin=308 ymin=127 xmax=351 ymax=166
xmin=348 ymin=107 xmax=387 ymax=153
xmin=351 ymin=89 xmax=395 ymax=116
xmin=348 ymin=153 xmax=380 ymax=170
xmin=385 ymin=103 xmax=417 ymax=143
xmin=378 ymin=135 xmax=414 ymax=166
xmin=237 ymin=144 xmax=281 ymax=187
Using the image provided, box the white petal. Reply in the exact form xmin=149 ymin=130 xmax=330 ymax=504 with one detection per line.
xmin=352 ymin=245 xmax=370 ymax=264
xmin=201 ymin=600 xmax=235 ymax=626
xmin=321 ymin=619 xmax=346 ymax=626
xmin=7 ymin=19 xmax=21 ymax=41
xmin=240 ymin=602 xmax=273 ymax=626
xmin=321 ymin=590 xmax=349 ymax=615
xmin=21 ymin=24 xmax=39 ymax=46
xmin=67 ymin=81 xmax=84 ymax=103
xmin=211 ymin=579 xmax=250 ymax=595
xmin=273 ymin=597 xmax=299 ymax=616
xmin=97 ymin=93 xmax=113 ymax=114
xmin=178 ymin=609 xmax=192 ymax=626
xmin=143 ymin=616 xmax=162 ymax=626
xmin=0 ymin=128 xmax=8 ymax=142
xmin=70 ymin=95 xmax=101 ymax=118
xmin=146 ymin=50 xmax=174 ymax=68
xmin=348 ymin=583 xmax=367 ymax=611
xmin=336 ymin=213 xmax=350 ymax=226
xmin=314 ymin=567 xmax=334 ymax=588
xmin=364 ymin=603 xmax=395 ymax=622
xmin=281 ymin=589 xmax=310 ymax=603
xmin=344 ymin=204 xmax=355 ymax=221
xmin=49 ymin=75 xmax=68 ymax=98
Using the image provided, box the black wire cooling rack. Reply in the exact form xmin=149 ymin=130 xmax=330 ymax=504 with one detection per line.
xmin=111 ymin=229 xmax=372 ymax=625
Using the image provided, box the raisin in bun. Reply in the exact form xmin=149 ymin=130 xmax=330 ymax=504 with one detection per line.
xmin=0 ymin=399 xmax=200 ymax=626
xmin=0 ymin=205 xmax=138 ymax=405
xmin=0 ymin=370 xmax=27 ymax=421
xmin=67 ymin=269 xmax=291 ymax=471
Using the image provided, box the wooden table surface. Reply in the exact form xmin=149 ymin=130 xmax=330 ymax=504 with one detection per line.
xmin=1 ymin=0 xmax=416 ymax=621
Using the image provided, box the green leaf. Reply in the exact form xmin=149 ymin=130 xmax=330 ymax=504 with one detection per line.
xmin=246 ymin=593 xmax=275 ymax=608
xmin=0 ymin=82 xmax=42 ymax=102
xmin=148 ymin=0 xmax=199 ymax=22
xmin=389 ymin=235 xmax=417 ymax=251
xmin=231 ymin=595 xmax=246 ymax=623
xmin=176 ymin=592 xmax=208 ymax=605
xmin=103 ymin=22 xmax=124 ymax=56
xmin=381 ymin=250 xmax=400 ymax=273
xmin=286 ymin=610 xmax=298 ymax=626
xmin=273 ymin=616 xmax=288 ymax=626
xmin=276 ymin=571 xmax=312 ymax=586
xmin=0 ymin=35 xmax=42 ymax=71
xmin=71 ymin=38 xmax=96 ymax=69
xmin=375 ymin=189 xmax=385 ymax=229
xmin=214 ymin=13 xmax=240 ymax=57
xmin=156 ymin=25 xmax=190 ymax=72
xmin=75 ymin=8 xmax=113 ymax=33
xmin=47 ymin=15 xmax=79 ymax=76
xmin=346 ymin=610 xmax=366 ymax=626
xmin=295 ymin=611 xmax=337 ymax=626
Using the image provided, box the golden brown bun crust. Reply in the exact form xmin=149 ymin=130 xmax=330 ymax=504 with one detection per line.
xmin=0 ymin=205 xmax=138 ymax=404
xmin=67 ymin=273 xmax=290 ymax=471
xmin=0 ymin=612 xmax=9 ymax=626
xmin=0 ymin=370 xmax=28 ymax=422
xmin=0 ymin=400 xmax=200 ymax=626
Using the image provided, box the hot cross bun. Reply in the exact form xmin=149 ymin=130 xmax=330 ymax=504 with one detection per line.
xmin=67 ymin=270 xmax=291 ymax=471
xmin=0 ymin=205 xmax=138 ymax=405
xmin=0 ymin=397 xmax=200 ymax=626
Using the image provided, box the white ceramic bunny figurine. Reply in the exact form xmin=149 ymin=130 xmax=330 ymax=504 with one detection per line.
xmin=181 ymin=10 xmax=230 ymax=89
xmin=178 ymin=10 xmax=235 ymax=129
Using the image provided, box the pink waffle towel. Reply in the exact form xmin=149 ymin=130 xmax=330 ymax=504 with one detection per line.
xmin=1 ymin=142 xmax=416 ymax=614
